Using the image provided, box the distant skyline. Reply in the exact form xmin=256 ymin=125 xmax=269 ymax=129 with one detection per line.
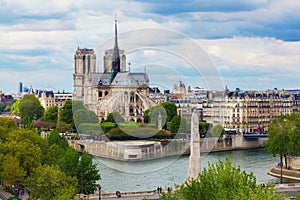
xmin=0 ymin=0 xmax=300 ymax=93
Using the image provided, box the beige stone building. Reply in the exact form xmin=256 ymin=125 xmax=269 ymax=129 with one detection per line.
xmin=203 ymin=90 xmax=300 ymax=133
xmin=39 ymin=91 xmax=72 ymax=110
xmin=73 ymin=20 xmax=155 ymax=122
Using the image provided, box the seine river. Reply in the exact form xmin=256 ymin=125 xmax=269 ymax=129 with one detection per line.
xmin=93 ymin=148 xmax=279 ymax=193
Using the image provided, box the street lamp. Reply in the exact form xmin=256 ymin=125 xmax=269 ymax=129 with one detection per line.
xmin=98 ymin=185 xmax=101 ymax=200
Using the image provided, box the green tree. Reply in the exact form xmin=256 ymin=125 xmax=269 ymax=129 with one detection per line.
xmin=100 ymin=122 xmax=115 ymax=133
xmin=169 ymin=115 xmax=188 ymax=133
xmin=0 ymin=102 xmax=4 ymax=113
xmin=44 ymin=106 xmax=58 ymax=123
xmin=74 ymin=109 xmax=98 ymax=129
xmin=26 ymin=165 xmax=78 ymax=200
xmin=19 ymin=94 xmax=44 ymax=128
xmin=161 ymin=102 xmax=177 ymax=122
xmin=161 ymin=158 xmax=285 ymax=200
xmin=209 ymin=124 xmax=224 ymax=139
xmin=5 ymin=129 xmax=50 ymax=176
xmin=1 ymin=154 xmax=26 ymax=186
xmin=144 ymin=102 xmax=176 ymax=127
xmin=199 ymin=122 xmax=211 ymax=138
xmin=266 ymin=115 xmax=290 ymax=171
xmin=59 ymin=100 xmax=74 ymax=124
xmin=10 ymin=99 xmax=20 ymax=115
xmin=77 ymin=151 xmax=101 ymax=195
xmin=0 ymin=117 xmax=18 ymax=142
xmin=56 ymin=122 xmax=73 ymax=133
xmin=106 ymin=112 xmax=125 ymax=124
xmin=48 ymin=130 xmax=69 ymax=149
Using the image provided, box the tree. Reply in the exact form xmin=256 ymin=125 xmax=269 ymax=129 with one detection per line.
xmin=106 ymin=112 xmax=125 ymax=124
xmin=169 ymin=115 xmax=188 ymax=133
xmin=266 ymin=115 xmax=290 ymax=172
xmin=0 ymin=117 xmax=18 ymax=142
xmin=266 ymin=113 xmax=300 ymax=171
xmin=77 ymin=151 xmax=101 ymax=195
xmin=199 ymin=122 xmax=211 ymax=138
xmin=161 ymin=102 xmax=177 ymax=122
xmin=74 ymin=109 xmax=98 ymax=129
xmin=0 ymin=102 xmax=4 ymax=113
xmin=26 ymin=165 xmax=78 ymax=200
xmin=209 ymin=124 xmax=224 ymax=139
xmin=59 ymin=100 xmax=74 ymax=125
xmin=1 ymin=154 xmax=26 ymax=186
xmin=161 ymin=158 xmax=285 ymax=200
xmin=48 ymin=130 xmax=69 ymax=149
xmin=44 ymin=106 xmax=58 ymax=123
xmin=5 ymin=129 xmax=50 ymax=176
xmin=10 ymin=99 xmax=20 ymax=115
xmin=19 ymin=94 xmax=44 ymax=128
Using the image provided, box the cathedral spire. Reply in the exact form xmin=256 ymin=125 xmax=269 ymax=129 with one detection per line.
xmin=111 ymin=13 xmax=121 ymax=80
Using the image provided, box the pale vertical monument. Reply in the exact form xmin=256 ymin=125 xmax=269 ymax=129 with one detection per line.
xmin=187 ymin=111 xmax=201 ymax=180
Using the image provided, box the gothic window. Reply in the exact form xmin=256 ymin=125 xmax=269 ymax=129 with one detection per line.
xmin=99 ymin=91 xmax=103 ymax=97
xmin=130 ymin=92 xmax=134 ymax=103
xmin=83 ymin=55 xmax=86 ymax=74
xmin=129 ymin=106 xmax=134 ymax=116
xmin=105 ymin=91 xmax=109 ymax=96
xmin=124 ymin=91 xmax=128 ymax=101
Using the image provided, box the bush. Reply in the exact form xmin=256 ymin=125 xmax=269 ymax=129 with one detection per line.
xmin=100 ymin=122 xmax=115 ymax=133
xmin=107 ymin=126 xmax=173 ymax=140
xmin=78 ymin=123 xmax=103 ymax=134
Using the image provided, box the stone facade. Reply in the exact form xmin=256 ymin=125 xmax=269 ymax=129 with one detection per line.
xmin=203 ymin=90 xmax=300 ymax=133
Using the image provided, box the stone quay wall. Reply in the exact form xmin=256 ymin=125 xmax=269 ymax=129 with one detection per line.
xmin=70 ymin=134 xmax=267 ymax=161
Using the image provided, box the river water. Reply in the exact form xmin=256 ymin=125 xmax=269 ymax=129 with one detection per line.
xmin=93 ymin=148 xmax=279 ymax=193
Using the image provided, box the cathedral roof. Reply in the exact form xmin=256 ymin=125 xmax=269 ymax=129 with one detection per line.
xmin=111 ymin=72 xmax=148 ymax=87
xmin=91 ymin=72 xmax=149 ymax=87
xmin=91 ymin=73 xmax=111 ymax=86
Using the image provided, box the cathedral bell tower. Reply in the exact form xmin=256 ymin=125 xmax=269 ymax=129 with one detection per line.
xmin=73 ymin=48 xmax=96 ymax=101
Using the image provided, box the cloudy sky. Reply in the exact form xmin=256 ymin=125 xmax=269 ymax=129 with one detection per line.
xmin=0 ymin=0 xmax=299 ymax=93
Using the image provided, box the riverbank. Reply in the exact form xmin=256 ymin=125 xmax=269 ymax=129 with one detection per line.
xmin=71 ymin=134 xmax=267 ymax=162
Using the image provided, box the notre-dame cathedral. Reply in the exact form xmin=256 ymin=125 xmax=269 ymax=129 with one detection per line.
xmin=73 ymin=19 xmax=155 ymax=122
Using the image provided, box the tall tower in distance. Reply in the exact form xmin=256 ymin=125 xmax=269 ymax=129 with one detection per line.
xmin=18 ymin=82 xmax=23 ymax=93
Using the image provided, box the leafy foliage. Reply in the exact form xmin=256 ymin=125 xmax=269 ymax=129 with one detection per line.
xmin=107 ymin=126 xmax=172 ymax=140
xmin=44 ymin=106 xmax=58 ymax=123
xmin=161 ymin=158 xmax=285 ymax=200
xmin=58 ymin=100 xmax=74 ymax=126
xmin=74 ymin=109 xmax=98 ymax=130
xmin=169 ymin=115 xmax=189 ymax=133
xmin=106 ymin=112 xmax=125 ymax=124
xmin=19 ymin=94 xmax=44 ymax=127
xmin=10 ymin=99 xmax=20 ymax=115
xmin=0 ymin=154 xmax=26 ymax=185
xmin=209 ymin=124 xmax=225 ymax=139
xmin=144 ymin=102 xmax=177 ymax=128
xmin=199 ymin=122 xmax=211 ymax=138
xmin=100 ymin=122 xmax=115 ymax=133
xmin=0 ymin=102 xmax=4 ymax=113
xmin=26 ymin=165 xmax=78 ymax=200
xmin=77 ymin=152 xmax=101 ymax=195
xmin=78 ymin=123 xmax=102 ymax=134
